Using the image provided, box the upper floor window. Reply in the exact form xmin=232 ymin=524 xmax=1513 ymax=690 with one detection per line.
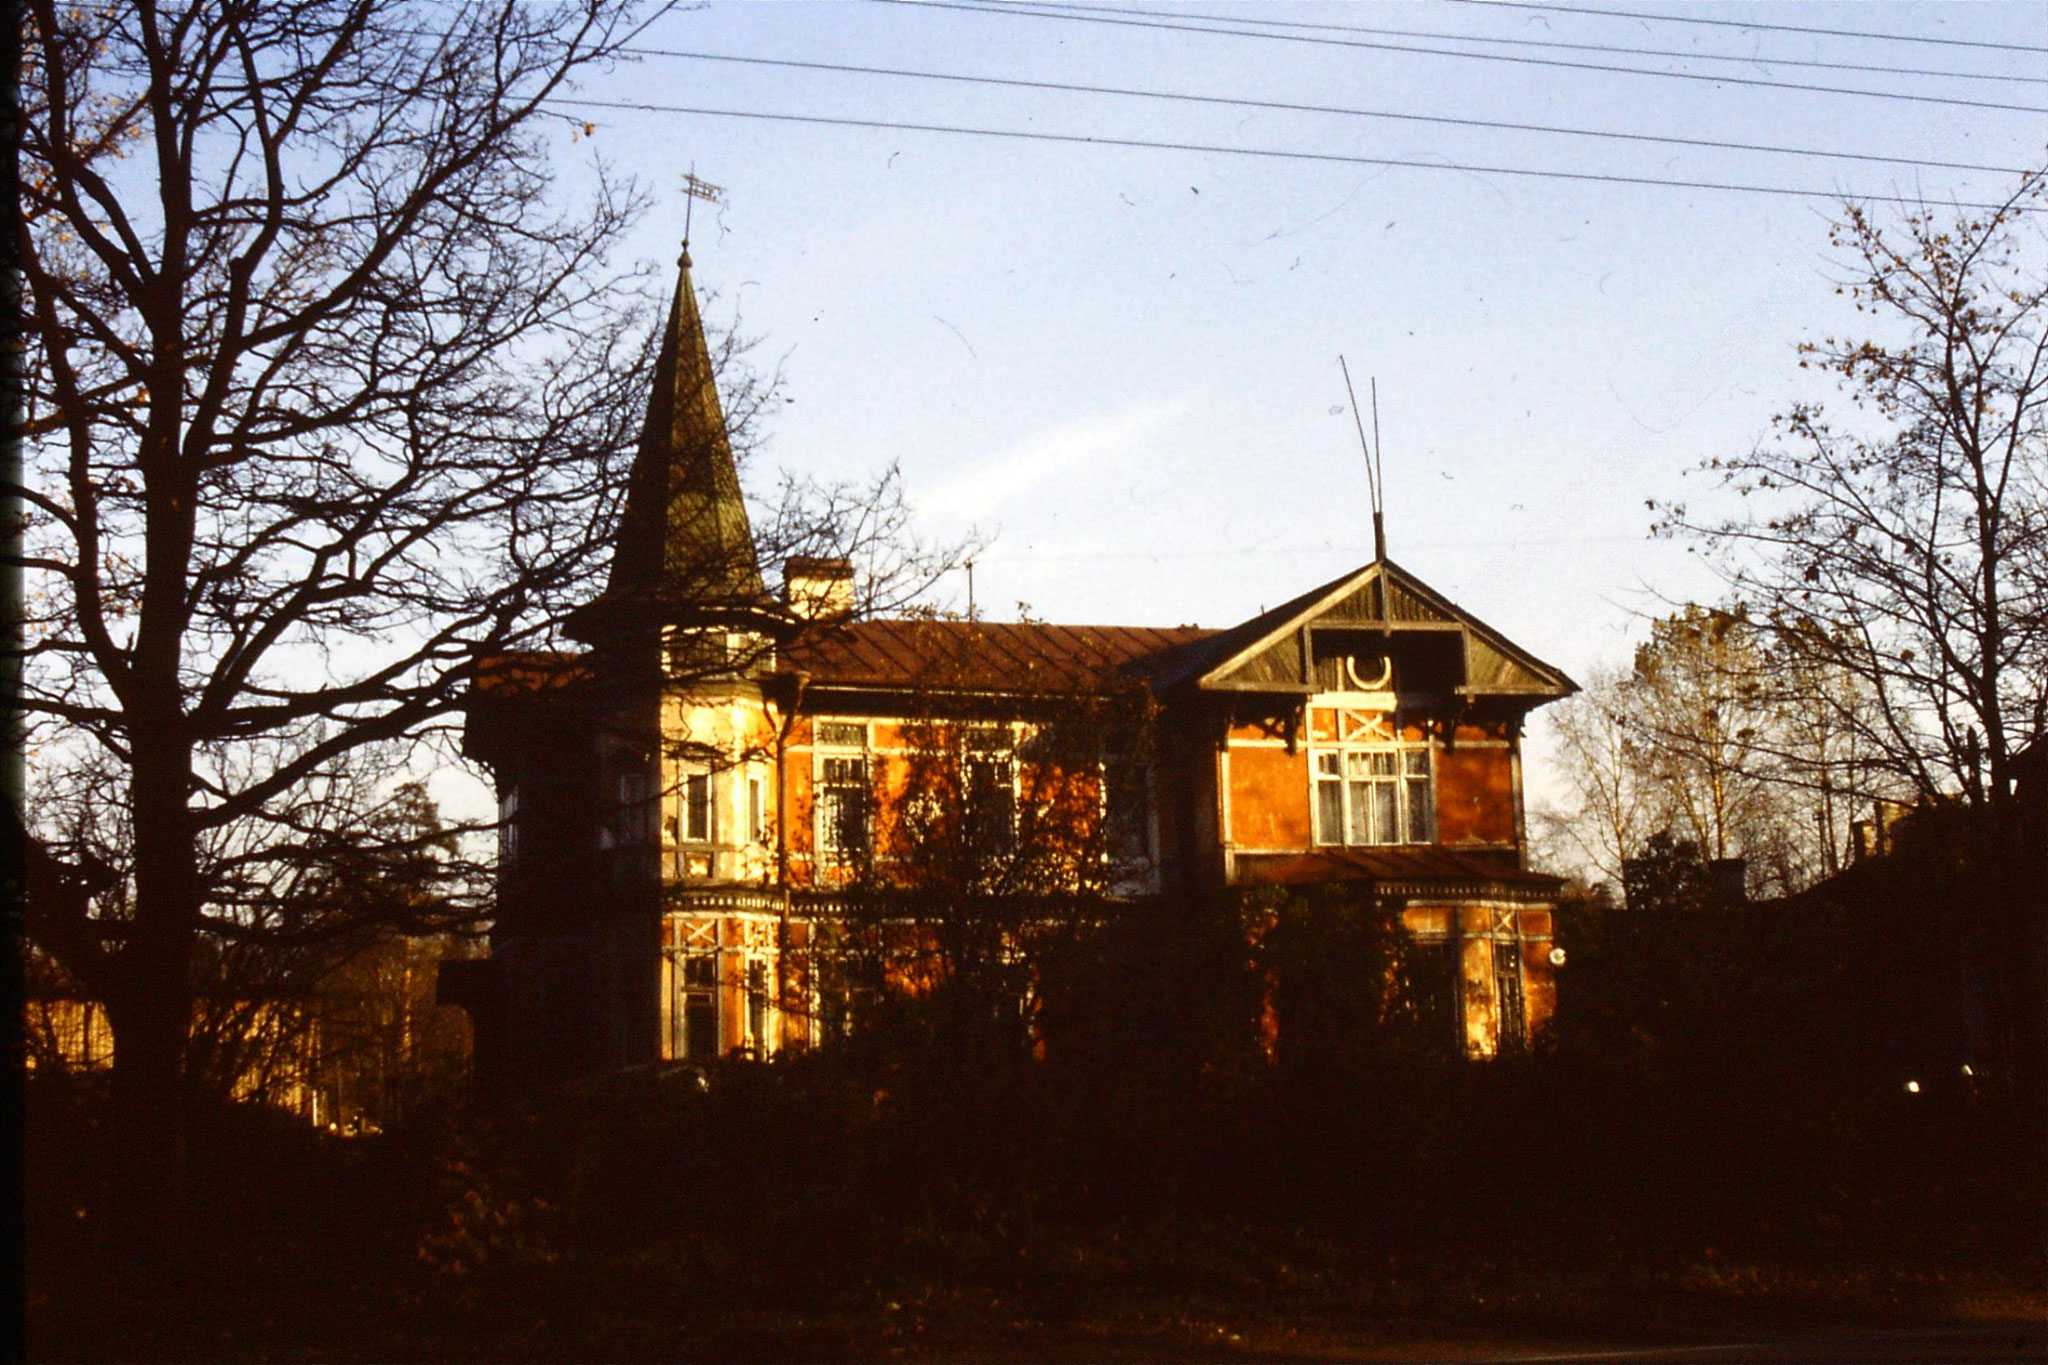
xmin=1314 ymin=747 xmax=1434 ymax=846
xmin=611 ymin=770 xmax=656 ymax=847
xmin=818 ymin=756 xmax=868 ymax=857
xmin=498 ymin=785 xmax=520 ymax=867
xmin=1104 ymin=757 xmax=1153 ymax=865
xmin=815 ymin=722 xmax=871 ymax=860
xmin=680 ymin=770 xmax=713 ymax=843
xmin=962 ymin=748 xmax=1017 ymax=854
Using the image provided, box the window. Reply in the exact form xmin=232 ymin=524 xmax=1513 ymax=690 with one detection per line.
xmin=1493 ymin=941 xmax=1526 ymax=1053
xmin=818 ymin=755 xmax=869 ymax=858
xmin=1105 ymin=758 xmax=1152 ymax=864
xmin=746 ymin=960 xmax=769 ymax=1054
xmin=1404 ymin=937 xmax=1461 ymax=1054
xmin=815 ymin=721 xmax=867 ymax=748
xmin=1313 ymin=746 xmax=1434 ymax=845
xmin=612 ymin=770 xmax=655 ymax=847
xmin=681 ymin=770 xmax=713 ymax=843
xmin=676 ymin=953 xmax=719 ymax=1061
xmin=498 ymin=786 xmax=520 ymax=866
xmin=747 ymin=775 xmax=765 ymax=845
xmin=963 ymin=749 xmax=1016 ymax=853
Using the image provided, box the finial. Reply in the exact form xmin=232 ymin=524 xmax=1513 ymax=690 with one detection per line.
xmin=678 ymin=241 xmax=692 ymax=270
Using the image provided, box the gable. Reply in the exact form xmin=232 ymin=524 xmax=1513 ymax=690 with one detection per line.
xmin=1195 ymin=561 xmax=1575 ymax=702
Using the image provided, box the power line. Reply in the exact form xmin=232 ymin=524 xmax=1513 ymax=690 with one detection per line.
xmin=1014 ymin=0 xmax=2042 ymax=85
xmin=968 ymin=534 xmax=1654 ymax=561
xmin=1443 ymin=0 xmax=2048 ymax=57
xmin=873 ymin=0 xmax=2048 ymax=115
xmin=553 ymin=97 xmax=2036 ymax=210
xmin=625 ymin=47 xmax=2030 ymax=178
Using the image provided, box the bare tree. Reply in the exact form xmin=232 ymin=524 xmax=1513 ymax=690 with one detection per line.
xmin=1537 ymin=609 xmax=1884 ymax=896
xmin=1659 ymin=175 xmax=2048 ymax=818
xmin=820 ymin=619 xmax=1158 ymax=1066
xmin=1657 ymin=176 xmax=2048 ymax=1117
xmin=1534 ymin=664 xmax=1656 ymax=890
xmin=13 ymin=0 xmax=672 ymax=1252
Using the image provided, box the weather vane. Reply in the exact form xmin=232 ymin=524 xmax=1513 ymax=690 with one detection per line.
xmin=680 ymin=169 xmax=725 ymax=254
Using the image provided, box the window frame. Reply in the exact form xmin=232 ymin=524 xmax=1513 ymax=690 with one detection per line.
xmin=611 ymin=767 xmax=656 ymax=848
xmin=498 ymin=784 xmax=520 ymax=867
xmin=676 ymin=768 xmax=715 ymax=844
xmin=674 ymin=951 xmax=720 ymax=1061
xmin=813 ymin=722 xmax=872 ymax=862
xmin=1311 ymin=740 xmax=1436 ymax=847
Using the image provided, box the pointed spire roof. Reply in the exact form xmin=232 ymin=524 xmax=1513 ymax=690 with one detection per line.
xmin=575 ymin=249 xmax=772 ymax=639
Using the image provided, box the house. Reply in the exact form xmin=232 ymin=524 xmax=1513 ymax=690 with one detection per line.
xmin=448 ymin=255 xmax=1577 ymax=1089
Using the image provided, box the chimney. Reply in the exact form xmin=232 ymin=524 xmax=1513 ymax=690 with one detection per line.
xmin=783 ymin=556 xmax=855 ymax=621
xmin=1708 ymin=857 xmax=1748 ymax=907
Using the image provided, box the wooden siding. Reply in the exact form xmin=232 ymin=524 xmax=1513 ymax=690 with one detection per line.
xmin=1227 ymin=743 xmax=1313 ymax=850
xmin=1434 ymin=747 xmax=1517 ymax=846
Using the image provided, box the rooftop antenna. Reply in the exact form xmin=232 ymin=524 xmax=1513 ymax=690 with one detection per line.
xmin=1339 ymin=355 xmax=1387 ymax=563
xmin=679 ymin=168 xmax=725 ymax=262
xmin=965 ymin=557 xmax=977 ymax=619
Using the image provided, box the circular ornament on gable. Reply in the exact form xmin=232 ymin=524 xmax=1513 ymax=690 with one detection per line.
xmin=1344 ymin=653 xmax=1393 ymax=691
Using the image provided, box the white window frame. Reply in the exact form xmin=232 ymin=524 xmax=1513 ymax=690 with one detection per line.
xmin=1312 ymin=742 xmax=1436 ymax=846
xmin=678 ymin=767 xmax=715 ymax=844
xmin=960 ymin=732 xmax=1019 ymax=854
xmin=814 ymin=722 xmax=871 ymax=861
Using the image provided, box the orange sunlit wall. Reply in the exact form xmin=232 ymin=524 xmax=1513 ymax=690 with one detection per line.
xmin=1223 ymin=709 xmax=1524 ymax=856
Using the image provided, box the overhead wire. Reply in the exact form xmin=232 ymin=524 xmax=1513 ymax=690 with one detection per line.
xmin=552 ymin=97 xmax=2037 ymax=211
xmin=871 ymin=0 xmax=2048 ymax=115
xmin=622 ymin=46 xmax=2032 ymax=178
xmin=1010 ymin=0 xmax=2043 ymax=85
xmin=963 ymin=534 xmax=1656 ymax=561
xmin=1441 ymin=0 xmax=2048 ymax=56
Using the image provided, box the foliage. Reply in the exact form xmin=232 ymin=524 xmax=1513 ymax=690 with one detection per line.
xmin=1253 ymin=882 xmax=1460 ymax=1073
xmin=27 ymin=846 xmax=2046 ymax=1357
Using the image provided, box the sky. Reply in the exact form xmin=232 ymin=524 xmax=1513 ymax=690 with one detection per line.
xmin=471 ymin=0 xmax=2047 ymax=815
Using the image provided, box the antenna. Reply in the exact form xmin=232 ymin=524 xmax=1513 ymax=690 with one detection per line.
xmin=965 ymin=557 xmax=976 ymax=619
xmin=1339 ymin=356 xmax=1387 ymax=562
xmin=1370 ymin=376 xmax=1385 ymax=562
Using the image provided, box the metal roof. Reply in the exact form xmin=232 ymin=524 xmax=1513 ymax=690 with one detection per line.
xmin=571 ymin=256 xmax=772 ymax=642
xmin=786 ymin=619 xmax=1214 ymax=695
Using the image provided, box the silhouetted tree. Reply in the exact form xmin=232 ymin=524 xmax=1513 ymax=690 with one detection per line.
xmin=1659 ymin=175 xmax=2048 ymax=1124
xmin=13 ymin=0 xmax=683 ymax=1255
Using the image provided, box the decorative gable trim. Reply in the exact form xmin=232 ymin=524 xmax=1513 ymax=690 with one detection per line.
xmin=1196 ymin=560 xmax=1575 ymax=701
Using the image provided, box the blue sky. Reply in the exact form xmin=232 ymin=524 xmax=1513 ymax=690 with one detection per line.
xmin=520 ymin=0 xmax=2045 ymax=809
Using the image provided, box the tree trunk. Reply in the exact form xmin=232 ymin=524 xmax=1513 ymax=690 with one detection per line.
xmin=103 ymin=720 xmax=200 ymax=1267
